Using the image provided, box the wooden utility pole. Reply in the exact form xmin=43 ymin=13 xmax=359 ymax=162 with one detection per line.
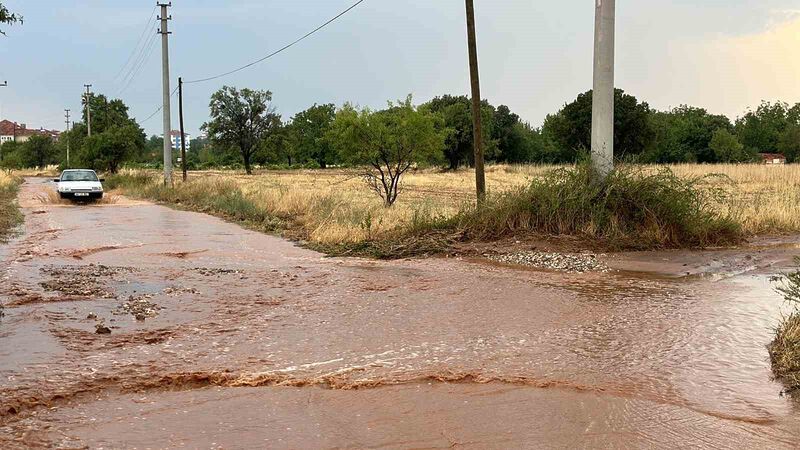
xmin=591 ymin=0 xmax=615 ymax=179
xmin=465 ymin=0 xmax=486 ymax=204
xmin=178 ymin=77 xmax=187 ymax=181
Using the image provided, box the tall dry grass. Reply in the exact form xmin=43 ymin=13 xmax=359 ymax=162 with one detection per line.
xmin=0 ymin=171 xmax=23 ymax=241
xmin=109 ymin=163 xmax=800 ymax=247
xmin=9 ymin=165 xmax=60 ymax=177
xmin=670 ymin=164 xmax=800 ymax=234
xmin=169 ymin=165 xmax=555 ymax=244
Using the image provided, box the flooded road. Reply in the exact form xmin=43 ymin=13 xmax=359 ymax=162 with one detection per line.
xmin=1 ymin=178 xmax=799 ymax=448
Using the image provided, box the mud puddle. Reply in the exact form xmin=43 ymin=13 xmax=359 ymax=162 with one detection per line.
xmin=2 ymin=177 xmax=800 ymax=448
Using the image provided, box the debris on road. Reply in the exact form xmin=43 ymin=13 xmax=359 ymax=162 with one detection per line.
xmin=163 ymin=286 xmax=200 ymax=296
xmin=114 ymin=294 xmax=163 ymax=320
xmin=39 ymin=264 xmax=134 ymax=298
xmin=488 ymin=251 xmax=609 ymax=273
xmin=192 ymin=267 xmax=242 ymax=277
xmin=94 ymin=324 xmax=111 ymax=334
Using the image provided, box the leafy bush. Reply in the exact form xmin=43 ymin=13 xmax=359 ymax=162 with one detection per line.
xmin=449 ymin=164 xmax=742 ymax=249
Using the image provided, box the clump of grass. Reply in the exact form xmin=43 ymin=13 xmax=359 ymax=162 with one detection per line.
xmin=448 ymin=164 xmax=742 ymax=249
xmin=0 ymin=171 xmax=23 ymax=242
xmin=769 ymin=264 xmax=800 ymax=393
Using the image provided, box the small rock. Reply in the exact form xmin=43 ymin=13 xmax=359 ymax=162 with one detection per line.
xmin=87 ymin=312 xmax=97 ymax=320
xmin=95 ymin=324 xmax=111 ymax=334
xmin=135 ymin=313 xmax=146 ymax=322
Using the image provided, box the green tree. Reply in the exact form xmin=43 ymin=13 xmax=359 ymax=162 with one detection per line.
xmin=22 ymin=135 xmax=58 ymax=168
xmin=260 ymin=122 xmax=300 ymax=166
xmin=646 ymin=106 xmax=733 ymax=163
xmin=421 ymin=95 xmax=496 ymax=169
xmin=0 ymin=141 xmax=23 ymax=168
xmin=778 ymin=124 xmax=800 ymax=163
xmin=202 ymin=86 xmax=281 ymax=174
xmin=709 ymin=129 xmax=751 ymax=163
xmin=0 ymin=3 xmax=22 ymax=35
xmin=141 ymin=135 xmax=164 ymax=164
xmin=287 ymin=103 xmax=336 ymax=168
xmin=735 ymin=101 xmax=792 ymax=154
xmin=81 ymin=94 xmax=135 ymax=135
xmin=328 ymin=97 xmax=446 ymax=206
xmin=70 ymin=93 xmax=144 ymax=171
xmin=77 ymin=124 xmax=144 ymax=173
xmin=542 ymin=89 xmax=655 ymax=162
xmin=492 ymin=105 xmax=526 ymax=163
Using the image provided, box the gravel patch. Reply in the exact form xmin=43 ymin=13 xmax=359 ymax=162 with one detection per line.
xmin=488 ymin=251 xmax=609 ymax=273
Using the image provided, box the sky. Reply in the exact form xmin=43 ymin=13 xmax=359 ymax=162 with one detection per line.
xmin=0 ymin=0 xmax=799 ymax=138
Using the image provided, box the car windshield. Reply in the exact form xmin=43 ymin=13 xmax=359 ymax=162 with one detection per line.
xmin=61 ymin=171 xmax=98 ymax=182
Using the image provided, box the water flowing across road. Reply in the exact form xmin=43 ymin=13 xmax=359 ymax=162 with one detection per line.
xmin=1 ymin=178 xmax=799 ymax=448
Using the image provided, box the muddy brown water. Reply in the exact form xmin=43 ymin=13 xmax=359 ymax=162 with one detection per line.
xmin=2 ymin=177 xmax=800 ymax=448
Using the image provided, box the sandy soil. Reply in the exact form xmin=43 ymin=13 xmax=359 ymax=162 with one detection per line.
xmin=1 ymin=177 xmax=800 ymax=449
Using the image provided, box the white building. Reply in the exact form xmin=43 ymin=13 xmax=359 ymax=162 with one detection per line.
xmin=168 ymin=130 xmax=191 ymax=151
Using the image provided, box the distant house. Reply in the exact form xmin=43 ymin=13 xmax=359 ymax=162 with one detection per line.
xmin=167 ymin=130 xmax=191 ymax=151
xmin=0 ymin=119 xmax=60 ymax=144
xmin=759 ymin=153 xmax=786 ymax=165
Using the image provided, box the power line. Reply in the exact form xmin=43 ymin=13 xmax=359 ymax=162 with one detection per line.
xmin=111 ymin=5 xmax=159 ymax=84
xmin=137 ymin=86 xmax=178 ymax=125
xmin=116 ymin=28 xmax=160 ymax=97
xmin=184 ymin=0 xmax=367 ymax=84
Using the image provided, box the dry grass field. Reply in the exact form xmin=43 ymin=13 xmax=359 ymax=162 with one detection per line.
xmin=670 ymin=164 xmax=800 ymax=234
xmin=209 ymin=165 xmax=557 ymax=244
xmin=101 ymin=163 xmax=800 ymax=246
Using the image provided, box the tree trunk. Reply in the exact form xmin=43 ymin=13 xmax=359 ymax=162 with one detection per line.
xmin=243 ymin=154 xmax=252 ymax=175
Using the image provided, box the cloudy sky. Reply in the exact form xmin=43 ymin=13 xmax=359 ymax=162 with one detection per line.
xmin=0 ymin=0 xmax=798 ymax=137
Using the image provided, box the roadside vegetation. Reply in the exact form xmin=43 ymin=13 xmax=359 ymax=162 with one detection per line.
xmin=769 ymin=263 xmax=800 ymax=393
xmin=104 ymin=162 xmax=796 ymax=257
xmin=0 ymin=171 xmax=23 ymax=242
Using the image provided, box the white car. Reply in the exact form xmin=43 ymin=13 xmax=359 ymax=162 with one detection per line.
xmin=53 ymin=169 xmax=105 ymax=200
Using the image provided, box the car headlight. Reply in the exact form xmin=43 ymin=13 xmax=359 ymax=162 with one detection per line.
xmin=92 ymin=187 xmax=102 ymax=191
xmin=61 ymin=188 xmax=71 ymax=192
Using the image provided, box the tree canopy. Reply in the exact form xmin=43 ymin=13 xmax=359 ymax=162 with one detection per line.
xmin=202 ymin=86 xmax=281 ymax=174
xmin=542 ymin=89 xmax=655 ymax=162
xmin=58 ymin=93 xmax=146 ymax=173
xmin=0 ymin=2 xmax=22 ymax=36
xmin=327 ymin=96 xmax=446 ymax=205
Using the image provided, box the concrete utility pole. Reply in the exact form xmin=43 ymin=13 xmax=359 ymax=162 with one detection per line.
xmin=591 ymin=0 xmax=616 ymax=179
xmin=84 ymin=84 xmax=93 ymax=137
xmin=64 ymin=109 xmax=71 ymax=168
xmin=158 ymin=2 xmax=173 ymax=186
xmin=465 ymin=0 xmax=486 ymax=204
xmin=0 ymin=82 xmax=5 ymax=161
xmin=178 ymin=77 xmax=187 ymax=182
